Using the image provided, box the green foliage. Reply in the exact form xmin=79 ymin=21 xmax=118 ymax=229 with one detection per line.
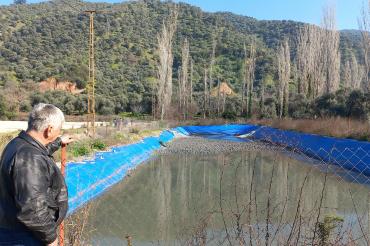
xmin=222 ymin=111 xmax=237 ymax=120
xmin=317 ymin=215 xmax=344 ymax=246
xmin=346 ymin=90 xmax=369 ymax=120
xmin=30 ymin=91 xmax=88 ymax=115
xmin=129 ymin=128 xmax=140 ymax=134
xmin=0 ymin=1 xmax=364 ymax=118
xmin=261 ymin=97 xmax=277 ymax=119
xmin=114 ymin=132 xmax=126 ymax=141
xmin=71 ymin=139 xmax=107 ymax=157
xmin=312 ymin=90 xmax=370 ymax=120
xmin=71 ymin=144 xmax=90 ymax=157
xmin=119 ymin=112 xmax=149 ymax=119
xmin=289 ymin=94 xmax=312 ymax=119
xmin=91 ymin=139 xmax=107 ymax=151
xmin=0 ymin=94 xmax=16 ymax=120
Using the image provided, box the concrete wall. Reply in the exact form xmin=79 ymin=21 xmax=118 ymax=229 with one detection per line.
xmin=0 ymin=121 xmax=108 ymax=133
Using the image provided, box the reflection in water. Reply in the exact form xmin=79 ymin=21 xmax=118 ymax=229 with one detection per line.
xmin=85 ymin=149 xmax=370 ymax=245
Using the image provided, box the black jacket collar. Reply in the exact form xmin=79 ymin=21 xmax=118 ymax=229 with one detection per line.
xmin=18 ymin=130 xmax=48 ymax=155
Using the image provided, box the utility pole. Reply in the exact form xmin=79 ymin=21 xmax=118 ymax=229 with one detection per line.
xmin=85 ymin=10 xmax=96 ymax=137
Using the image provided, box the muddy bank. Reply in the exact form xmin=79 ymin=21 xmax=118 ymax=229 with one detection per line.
xmin=156 ymin=136 xmax=272 ymax=155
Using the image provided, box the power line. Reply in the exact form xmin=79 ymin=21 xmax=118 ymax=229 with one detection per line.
xmin=85 ymin=10 xmax=96 ymax=137
xmin=48 ymin=0 xmax=117 ymax=138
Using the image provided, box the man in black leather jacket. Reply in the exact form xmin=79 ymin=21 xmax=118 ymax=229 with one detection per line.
xmin=0 ymin=104 xmax=74 ymax=246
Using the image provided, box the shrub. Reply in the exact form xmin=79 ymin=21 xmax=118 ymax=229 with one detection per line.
xmin=71 ymin=144 xmax=90 ymax=157
xmin=91 ymin=139 xmax=106 ymax=150
xmin=261 ymin=98 xmax=277 ymax=119
xmin=129 ymin=128 xmax=140 ymax=134
xmin=317 ymin=215 xmax=344 ymax=246
xmin=114 ymin=133 xmax=125 ymax=141
xmin=222 ymin=111 xmax=237 ymax=120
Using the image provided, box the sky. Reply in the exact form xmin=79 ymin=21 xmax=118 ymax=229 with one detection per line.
xmin=0 ymin=0 xmax=365 ymax=30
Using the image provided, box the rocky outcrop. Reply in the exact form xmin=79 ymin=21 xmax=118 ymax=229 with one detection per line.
xmin=39 ymin=77 xmax=84 ymax=94
xmin=210 ymin=82 xmax=235 ymax=97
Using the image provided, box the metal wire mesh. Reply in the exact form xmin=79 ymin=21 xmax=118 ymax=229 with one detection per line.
xmin=62 ymin=130 xmax=370 ymax=246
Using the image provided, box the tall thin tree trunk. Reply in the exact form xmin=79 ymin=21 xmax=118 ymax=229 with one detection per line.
xmin=241 ymin=42 xmax=247 ymax=115
xmin=277 ymin=39 xmax=291 ymax=118
xmin=322 ymin=4 xmax=340 ymax=94
xmin=209 ymin=34 xmax=217 ymax=116
xmin=152 ymin=90 xmax=156 ymax=120
xmin=190 ymin=59 xmax=193 ymax=105
xmin=156 ymin=6 xmax=178 ymax=120
xmin=203 ymin=68 xmax=208 ymax=119
xmin=217 ymin=78 xmax=221 ymax=117
xmin=181 ymin=38 xmax=190 ymax=120
xmin=178 ymin=66 xmax=182 ymax=113
xmin=244 ymin=39 xmax=256 ymax=118
xmin=260 ymin=78 xmax=265 ymax=118
xmin=359 ymin=1 xmax=370 ymax=91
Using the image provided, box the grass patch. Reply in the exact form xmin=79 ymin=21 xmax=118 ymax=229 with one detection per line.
xmin=71 ymin=144 xmax=91 ymax=157
xmin=91 ymin=139 xmax=107 ymax=151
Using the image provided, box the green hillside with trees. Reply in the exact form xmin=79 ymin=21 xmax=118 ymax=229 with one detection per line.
xmin=0 ymin=0 xmax=368 ymax=120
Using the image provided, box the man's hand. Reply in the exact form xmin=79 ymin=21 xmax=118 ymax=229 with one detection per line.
xmin=60 ymin=134 xmax=75 ymax=145
xmin=47 ymin=238 xmax=58 ymax=246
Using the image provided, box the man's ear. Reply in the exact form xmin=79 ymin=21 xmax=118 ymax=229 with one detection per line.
xmin=44 ymin=125 xmax=53 ymax=139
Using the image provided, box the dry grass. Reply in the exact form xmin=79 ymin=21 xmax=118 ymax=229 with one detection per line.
xmin=65 ymin=204 xmax=95 ymax=246
xmin=0 ymin=131 xmax=19 ymax=153
xmin=247 ymin=117 xmax=370 ymax=141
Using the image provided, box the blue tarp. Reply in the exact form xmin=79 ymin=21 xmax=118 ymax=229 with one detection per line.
xmin=66 ymin=124 xmax=370 ymax=214
xmin=177 ymin=124 xmax=370 ymax=176
xmin=66 ymin=130 xmax=175 ymax=214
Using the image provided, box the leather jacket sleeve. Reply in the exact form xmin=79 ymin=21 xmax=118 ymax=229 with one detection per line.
xmin=12 ymin=152 xmax=57 ymax=244
xmin=46 ymin=137 xmax=62 ymax=156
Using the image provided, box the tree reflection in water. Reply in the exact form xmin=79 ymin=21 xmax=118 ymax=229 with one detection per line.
xmin=84 ymin=150 xmax=370 ymax=245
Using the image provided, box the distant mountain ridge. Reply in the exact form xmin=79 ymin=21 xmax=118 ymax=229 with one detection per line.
xmin=0 ymin=0 xmax=363 ymax=114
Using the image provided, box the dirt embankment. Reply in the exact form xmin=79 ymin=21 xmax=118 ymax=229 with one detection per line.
xmin=39 ymin=77 xmax=84 ymax=94
xmin=156 ymin=136 xmax=271 ymax=155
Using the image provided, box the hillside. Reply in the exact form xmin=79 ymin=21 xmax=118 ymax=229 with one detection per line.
xmin=0 ymin=0 xmax=363 ymax=117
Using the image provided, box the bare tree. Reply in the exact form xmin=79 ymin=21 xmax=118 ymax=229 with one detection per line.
xmin=180 ymin=38 xmax=190 ymax=119
xmin=151 ymin=78 xmax=156 ymax=120
xmin=358 ymin=0 xmax=370 ymax=91
xmin=310 ymin=25 xmax=326 ymax=98
xmin=277 ymin=39 xmax=291 ymax=118
xmin=343 ymin=54 xmax=364 ymax=90
xmin=177 ymin=66 xmax=182 ymax=112
xmin=296 ymin=25 xmax=311 ymax=96
xmin=241 ymin=42 xmax=247 ymax=115
xmin=190 ymin=59 xmax=194 ymax=106
xmin=241 ymin=39 xmax=256 ymax=117
xmin=203 ymin=68 xmax=208 ymax=119
xmin=217 ymin=78 xmax=221 ymax=117
xmin=209 ymin=33 xmax=217 ymax=115
xmin=351 ymin=54 xmax=365 ymax=89
xmin=297 ymin=5 xmax=340 ymax=99
xmin=343 ymin=60 xmax=352 ymax=89
xmin=259 ymin=76 xmax=266 ymax=118
xmin=321 ymin=4 xmax=340 ymax=94
xmin=156 ymin=6 xmax=178 ymax=120
xmin=297 ymin=24 xmax=324 ymax=99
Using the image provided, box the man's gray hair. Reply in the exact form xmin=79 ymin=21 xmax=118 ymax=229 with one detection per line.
xmin=27 ymin=103 xmax=65 ymax=132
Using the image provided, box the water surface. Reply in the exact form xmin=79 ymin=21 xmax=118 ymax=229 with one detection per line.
xmin=84 ymin=145 xmax=370 ymax=245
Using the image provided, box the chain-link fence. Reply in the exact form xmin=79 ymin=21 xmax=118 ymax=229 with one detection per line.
xmin=60 ymin=128 xmax=370 ymax=246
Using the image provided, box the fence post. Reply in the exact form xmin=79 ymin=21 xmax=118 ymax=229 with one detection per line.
xmin=59 ymin=143 xmax=67 ymax=246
